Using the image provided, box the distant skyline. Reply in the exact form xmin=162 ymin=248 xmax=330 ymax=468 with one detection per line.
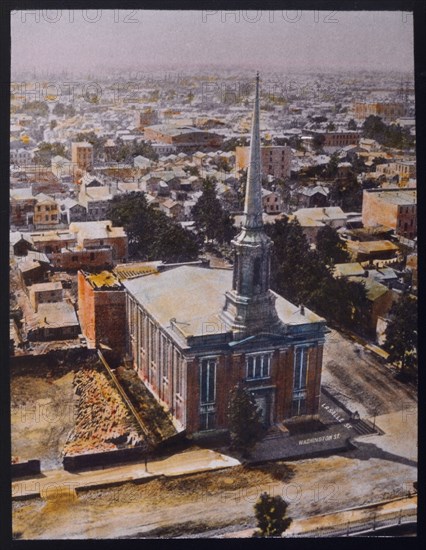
xmin=11 ymin=10 xmax=414 ymax=75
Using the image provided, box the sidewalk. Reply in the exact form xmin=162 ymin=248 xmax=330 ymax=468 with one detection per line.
xmin=12 ymin=448 xmax=241 ymax=499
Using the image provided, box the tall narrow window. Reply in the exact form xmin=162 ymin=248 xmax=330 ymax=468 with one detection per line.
xmin=200 ymin=358 xmax=216 ymax=404
xmin=200 ymin=357 xmax=217 ymax=431
xmin=293 ymin=347 xmax=308 ymax=390
xmin=292 ymin=347 xmax=309 ymax=416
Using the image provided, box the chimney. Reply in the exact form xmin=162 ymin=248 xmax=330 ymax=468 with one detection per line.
xmin=300 ymin=304 xmax=305 ymax=315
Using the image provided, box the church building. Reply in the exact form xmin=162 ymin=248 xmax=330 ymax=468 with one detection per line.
xmin=123 ymin=74 xmax=328 ymax=436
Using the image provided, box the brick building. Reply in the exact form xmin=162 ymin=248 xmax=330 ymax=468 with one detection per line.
xmin=144 ymin=124 xmax=223 ymax=153
xmin=71 ymin=141 xmax=94 ymax=171
xmin=353 ymin=101 xmax=406 ymax=122
xmin=235 ymin=145 xmax=291 ymax=180
xmin=134 ymin=108 xmax=159 ymax=130
xmin=362 ymin=188 xmax=417 ymax=239
xmin=124 ymin=75 xmax=327 ymax=436
xmin=78 ymin=270 xmax=126 ymax=354
xmin=309 ymin=130 xmax=360 ymax=149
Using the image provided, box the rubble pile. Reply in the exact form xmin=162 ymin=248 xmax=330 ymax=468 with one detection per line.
xmin=63 ymin=368 xmax=145 ymax=457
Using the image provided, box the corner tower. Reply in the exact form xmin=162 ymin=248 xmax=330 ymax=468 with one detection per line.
xmin=221 ymin=73 xmax=281 ymax=336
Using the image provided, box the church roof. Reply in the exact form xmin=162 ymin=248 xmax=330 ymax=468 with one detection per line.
xmin=123 ymin=265 xmax=324 ymax=344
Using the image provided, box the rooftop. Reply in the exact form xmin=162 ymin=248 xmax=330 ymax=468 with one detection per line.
xmin=37 ymin=302 xmax=79 ymax=328
xmin=30 ymin=281 xmax=62 ymax=293
xmin=123 ymin=265 xmax=324 ymax=344
xmin=364 ymin=188 xmax=416 ymax=206
xmin=85 ymin=270 xmax=122 ymax=290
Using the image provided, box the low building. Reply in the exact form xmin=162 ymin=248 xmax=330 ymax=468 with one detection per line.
xmin=290 ymin=207 xmax=348 ymax=245
xmin=30 ymin=230 xmax=77 ymax=255
xmin=10 ymin=188 xmax=36 ymax=227
xmin=294 ymin=185 xmax=329 ymax=209
xmin=50 ymin=246 xmax=113 ymax=271
xmin=58 ymin=198 xmax=87 ymax=224
xmin=27 ymin=302 xmax=80 ymax=341
xmin=33 ymin=193 xmax=60 ymax=229
xmin=69 ymin=220 xmax=128 ymax=263
xmin=51 ymin=155 xmax=75 ymax=179
xmin=160 ymin=199 xmax=185 ymax=221
xmin=345 ymin=240 xmax=399 ymax=262
xmin=10 ymin=231 xmax=34 ymax=257
xmin=10 ymin=148 xmax=33 ymax=166
xmin=262 ymin=188 xmax=282 ymax=214
xmin=29 ymin=282 xmax=63 ymax=312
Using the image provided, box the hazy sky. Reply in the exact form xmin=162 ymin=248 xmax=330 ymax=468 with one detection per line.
xmin=11 ymin=10 xmax=414 ymax=75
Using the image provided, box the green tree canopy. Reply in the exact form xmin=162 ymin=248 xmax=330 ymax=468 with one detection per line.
xmin=348 ymin=118 xmax=358 ymax=130
xmin=253 ymin=493 xmax=292 ymax=537
xmin=265 ymin=217 xmax=369 ymax=332
xmin=33 ymin=142 xmax=69 ymax=166
xmin=192 ymin=178 xmax=236 ymax=244
xmin=52 ymin=102 xmax=76 ymax=118
xmin=383 ymin=293 xmax=417 ymax=374
xmin=316 ymin=225 xmax=350 ymax=265
xmin=329 ymin=174 xmax=363 ymax=210
xmin=107 ymin=192 xmax=200 ymax=262
xmin=362 ymin=115 xmax=414 ymax=149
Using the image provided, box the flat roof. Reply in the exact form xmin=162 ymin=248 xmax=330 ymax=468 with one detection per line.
xmin=37 ymin=302 xmax=79 ymax=327
xmin=30 ymin=282 xmax=62 ymax=292
xmin=85 ymin=270 xmax=122 ymax=289
xmin=365 ymin=188 xmax=416 ymax=206
xmin=124 ymin=265 xmax=323 ymax=341
xmin=334 ymin=263 xmax=366 ymax=278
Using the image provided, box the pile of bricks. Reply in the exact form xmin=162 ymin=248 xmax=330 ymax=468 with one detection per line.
xmin=63 ymin=368 xmax=145 ymax=457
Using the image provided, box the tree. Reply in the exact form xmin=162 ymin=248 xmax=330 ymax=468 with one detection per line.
xmin=184 ymin=165 xmax=200 ymax=177
xmin=227 ymin=384 xmax=264 ymax=454
xmin=348 ymin=118 xmax=357 ymax=131
xmin=362 ymin=115 xmax=414 ymax=150
xmin=107 ymin=192 xmax=200 ymax=262
xmin=216 ymin=157 xmax=232 ymax=173
xmin=53 ymin=102 xmax=76 ymax=118
xmin=265 ymin=217 xmax=369 ymax=332
xmin=383 ymin=294 xmax=417 ymax=375
xmin=329 ymin=174 xmax=362 ymax=210
xmin=191 ymin=178 xmax=228 ymax=242
xmin=33 ymin=141 xmax=68 ymax=166
xmin=253 ymin=493 xmax=292 ymax=537
xmin=222 ymin=136 xmax=249 ymax=152
xmin=312 ymin=133 xmax=325 ymax=152
xmin=316 ymin=225 xmax=350 ymax=265
xmin=324 ymin=152 xmax=339 ymax=179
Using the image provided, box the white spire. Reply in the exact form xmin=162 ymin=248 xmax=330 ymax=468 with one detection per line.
xmin=243 ymin=72 xmax=263 ymax=230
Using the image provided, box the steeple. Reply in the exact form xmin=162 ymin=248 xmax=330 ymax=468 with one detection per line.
xmin=220 ymin=73 xmax=281 ymax=336
xmin=243 ymin=72 xmax=263 ymax=230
